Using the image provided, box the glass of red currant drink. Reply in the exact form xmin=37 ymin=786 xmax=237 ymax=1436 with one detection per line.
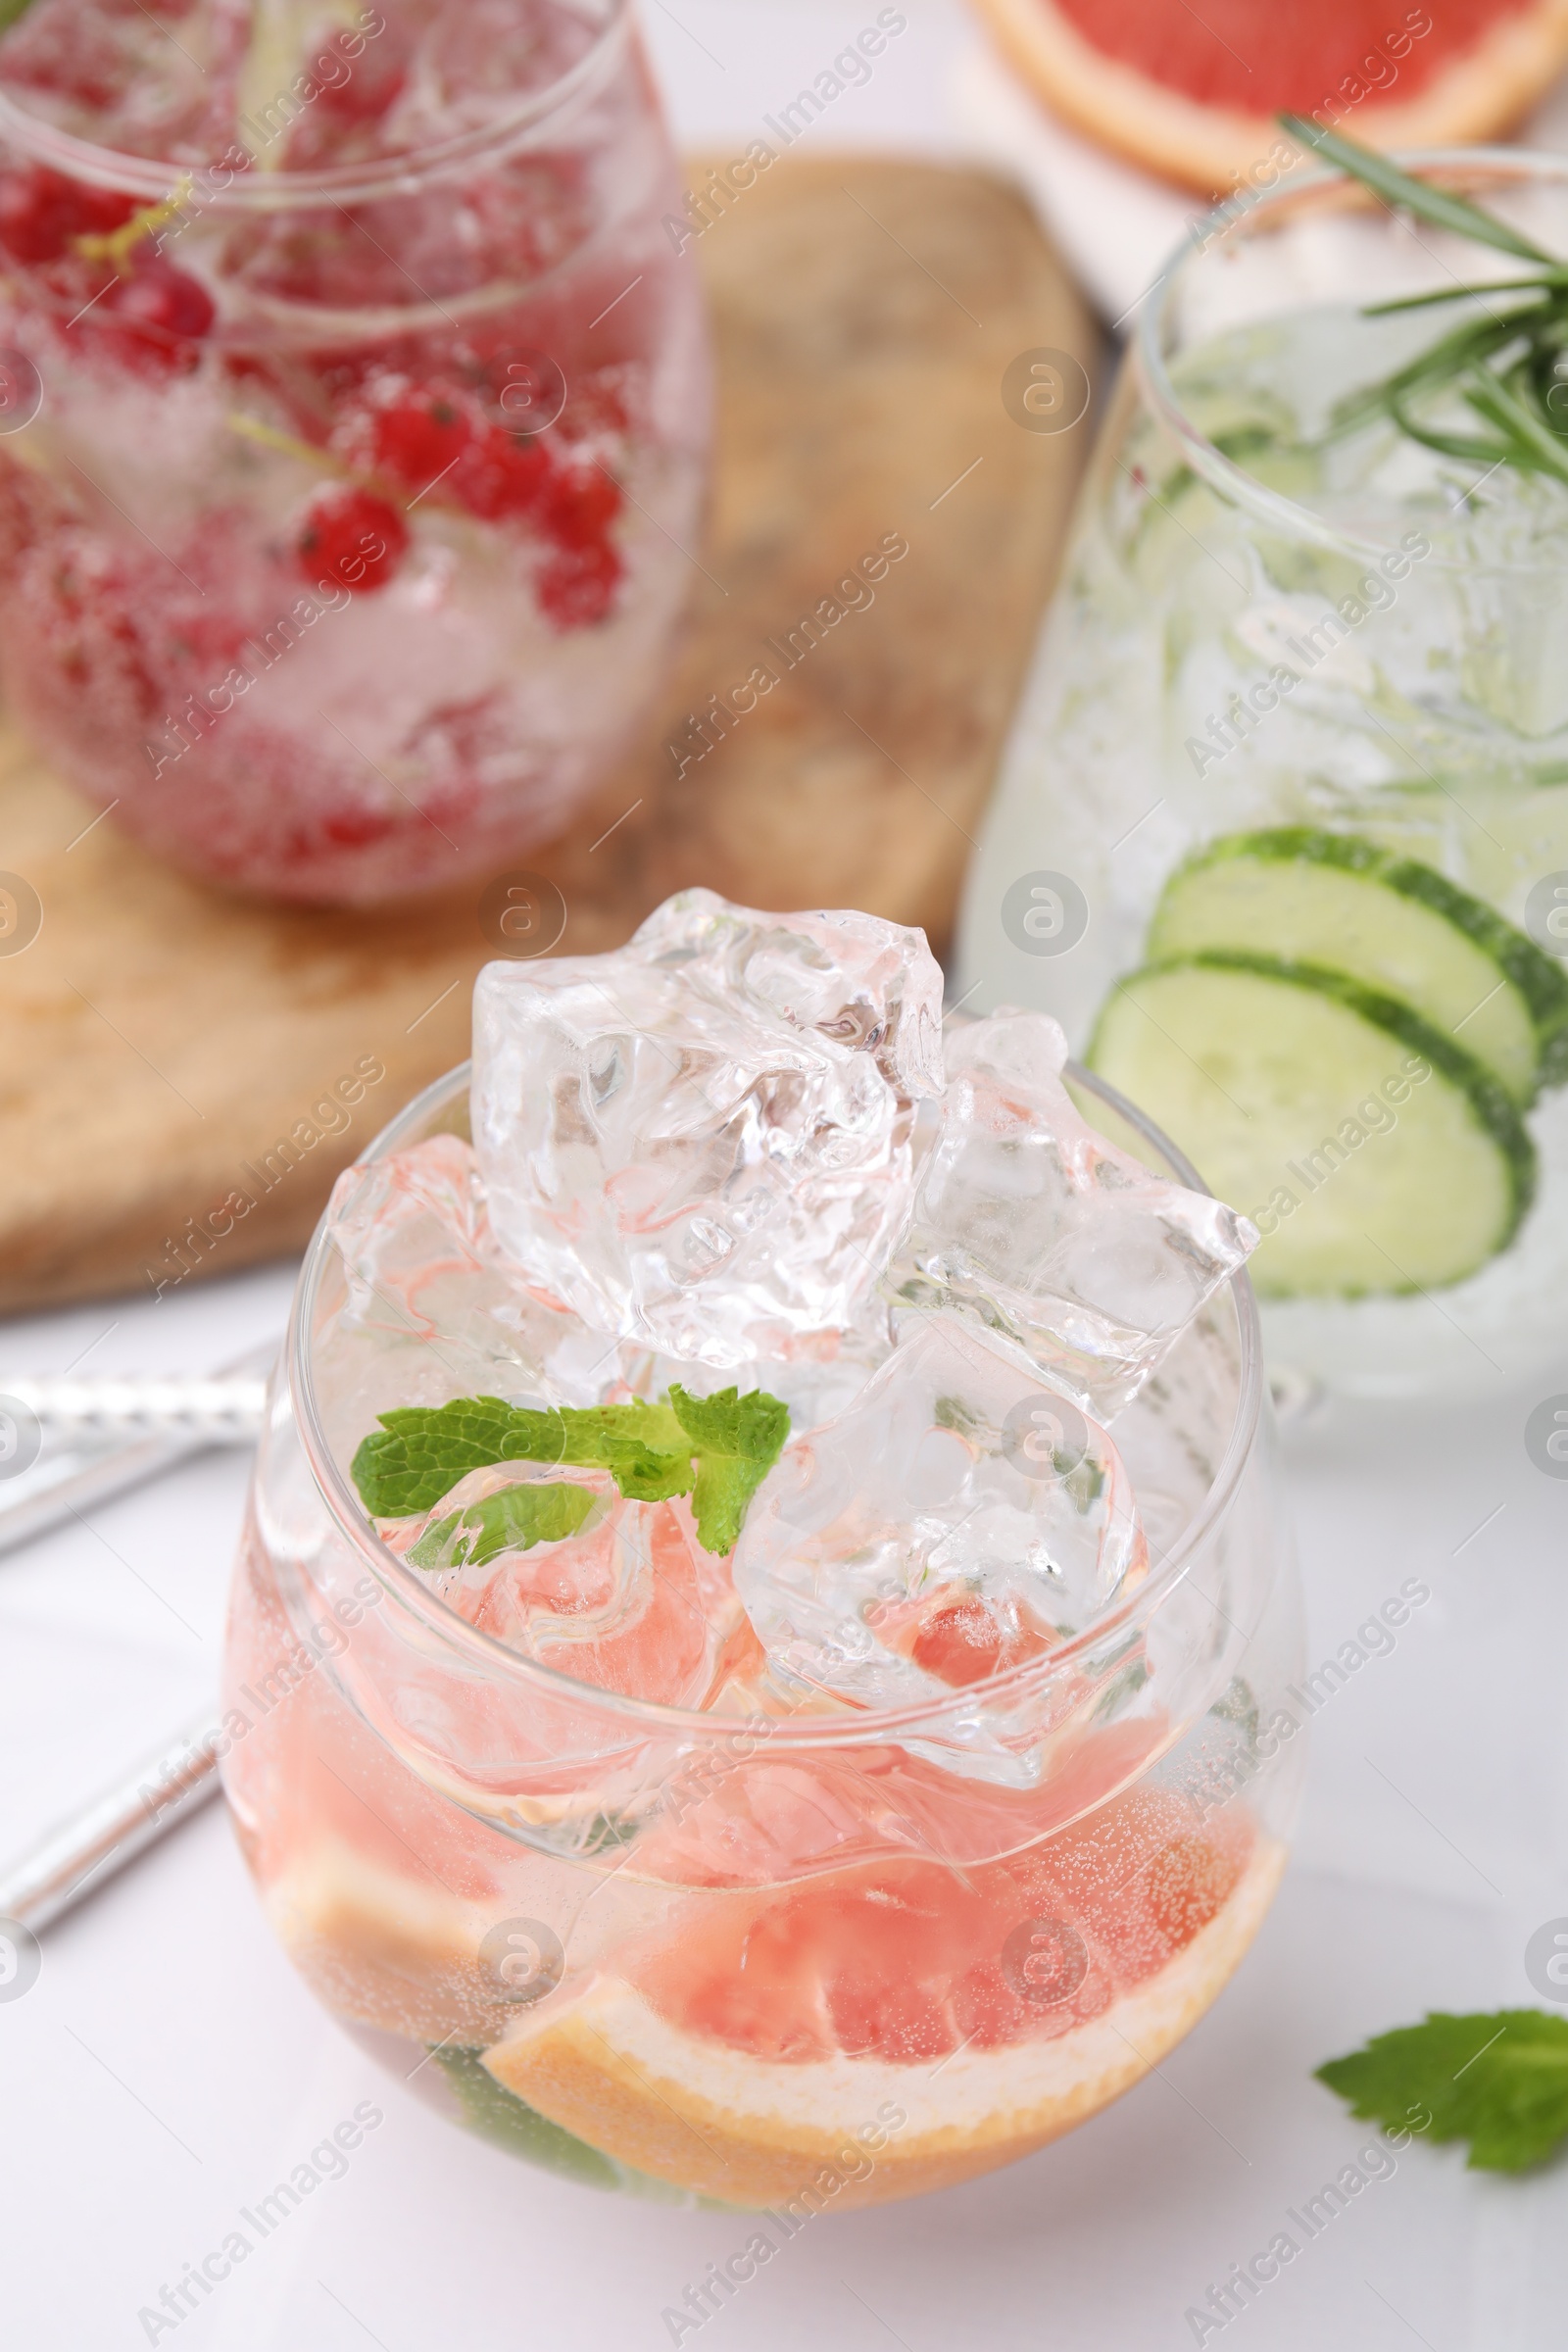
xmin=0 ymin=0 xmax=710 ymax=902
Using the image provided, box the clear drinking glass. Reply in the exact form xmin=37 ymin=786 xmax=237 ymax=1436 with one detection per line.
xmin=0 ymin=0 xmax=709 ymax=902
xmin=220 ymin=1060 xmax=1303 ymax=2209
xmin=957 ymin=151 xmax=1568 ymax=1399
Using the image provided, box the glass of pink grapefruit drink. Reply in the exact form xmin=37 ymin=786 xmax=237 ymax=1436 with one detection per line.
xmin=0 ymin=0 xmax=709 ymax=902
xmin=220 ymin=899 xmax=1303 ymax=2207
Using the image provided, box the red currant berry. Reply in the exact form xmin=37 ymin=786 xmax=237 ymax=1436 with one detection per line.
xmin=369 ymin=388 xmax=472 ymax=493
xmin=452 ymin=427 xmax=552 ymax=523
xmin=297 ymin=485 xmax=409 ymax=593
xmin=541 ymin=464 xmax=621 ymax=551
xmin=537 ymin=535 xmax=622 ymax=629
xmin=322 ymin=807 xmax=395 ymax=848
xmin=0 ymin=165 xmax=136 ymax=266
xmin=96 ymin=260 xmax=216 ymax=375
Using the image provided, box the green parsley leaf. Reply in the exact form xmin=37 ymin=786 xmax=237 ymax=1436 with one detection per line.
xmin=1316 ymin=2010 xmax=1568 ymax=2172
xmin=668 ymin=1383 xmax=790 ymax=1555
xmin=408 ymin=1481 xmax=598 ymax=1570
xmin=351 ymin=1386 xmax=790 ymax=1555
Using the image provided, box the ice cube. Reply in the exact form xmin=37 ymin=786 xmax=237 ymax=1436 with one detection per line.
xmin=314 ymin=1135 xmax=614 ymax=1466
xmin=732 ymin=1311 xmax=1147 ymax=1718
xmin=471 ymin=888 xmax=945 ymax=1368
xmin=888 ymin=1009 xmax=1256 ymax=1417
xmin=618 ymin=1289 xmax=899 ymax=1446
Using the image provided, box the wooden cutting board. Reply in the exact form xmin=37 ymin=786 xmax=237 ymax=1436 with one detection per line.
xmin=0 ymin=157 xmax=1093 ymax=1313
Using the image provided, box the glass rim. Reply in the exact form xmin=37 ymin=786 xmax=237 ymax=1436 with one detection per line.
xmin=1136 ymin=142 xmax=1568 ymax=572
xmin=287 ymin=1054 xmax=1266 ymax=1747
xmin=0 ymin=0 xmax=630 ymax=211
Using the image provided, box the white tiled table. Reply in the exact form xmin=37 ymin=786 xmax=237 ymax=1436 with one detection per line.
xmin=4 ymin=10 xmax=1567 ymax=2345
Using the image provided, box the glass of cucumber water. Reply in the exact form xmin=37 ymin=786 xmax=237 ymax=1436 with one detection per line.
xmin=957 ymin=147 xmax=1568 ymax=1401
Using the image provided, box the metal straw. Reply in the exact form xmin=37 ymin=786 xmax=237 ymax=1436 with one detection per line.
xmin=0 ymin=1372 xmax=269 ymax=1439
xmin=0 ymin=1339 xmax=279 ymax=1929
xmin=0 ymin=1344 xmax=274 ymax=1561
xmin=0 ymin=1707 xmax=221 ymax=1931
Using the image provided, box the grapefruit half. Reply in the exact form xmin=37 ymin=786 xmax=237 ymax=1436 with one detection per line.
xmin=484 ymin=1797 xmax=1286 ymax=2206
xmin=971 ymin=0 xmax=1568 ymax=193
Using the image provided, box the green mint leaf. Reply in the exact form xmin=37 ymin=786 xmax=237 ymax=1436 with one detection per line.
xmin=668 ymin=1383 xmax=790 ymax=1556
xmin=352 ymin=1396 xmax=572 ymax=1515
xmin=427 ymin=2045 xmax=628 ymax=2188
xmin=1317 ymin=2010 xmax=1568 ymax=2172
xmin=409 ymin=1480 xmax=598 ymax=1570
xmin=353 ymin=1387 xmax=790 ymax=1555
xmin=350 ymin=1395 xmax=689 ymax=1517
xmin=598 ymin=1437 xmax=693 ymax=1503
xmin=1279 ymin=116 xmax=1553 ymax=264
xmin=554 ymin=1402 xmax=693 ymax=1502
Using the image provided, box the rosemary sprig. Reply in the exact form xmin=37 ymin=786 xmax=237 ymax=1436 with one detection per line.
xmin=1280 ymin=114 xmax=1553 ymax=264
xmin=1367 ymin=273 xmax=1568 ymax=317
xmin=1277 ymin=113 xmax=1568 ymax=487
xmin=1463 ymin=367 xmax=1568 ymax=488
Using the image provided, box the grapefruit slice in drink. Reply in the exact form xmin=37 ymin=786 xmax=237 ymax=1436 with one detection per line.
xmin=972 ymin=0 xmax=1568 ymax=191
xmin=483 ymin=1786 xmax=1286 ymax=2206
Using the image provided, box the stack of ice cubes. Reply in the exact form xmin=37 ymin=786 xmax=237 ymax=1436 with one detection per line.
xmin=330 ymin=889 xmax=1255 ymax=1740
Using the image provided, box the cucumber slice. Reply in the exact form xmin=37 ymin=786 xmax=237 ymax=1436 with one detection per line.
xmin=1088 ymin=954 xmax=1536 ymax=1297
xmin=1148 ymin=829 xmax=1568 ymax=1104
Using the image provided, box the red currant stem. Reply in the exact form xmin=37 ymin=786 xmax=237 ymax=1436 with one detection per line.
xmin=74 ymin=174 xmax=197 ymax=273
xmin=225 ymin=411 xmax=351 ymax=473
xmin=227 ymin=412 xmax=474 ymax=522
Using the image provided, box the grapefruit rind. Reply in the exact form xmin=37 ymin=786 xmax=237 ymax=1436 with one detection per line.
xmin=265 ymin=1838 xmax=523 ymax=2045
xmin=428 ymin=2043 xmax=709 ymax=2203
xmin=971 ymin=0 xmax=1568 ymax=192
xmin=481 ymin=1835 xmax=1288 ymax=2206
